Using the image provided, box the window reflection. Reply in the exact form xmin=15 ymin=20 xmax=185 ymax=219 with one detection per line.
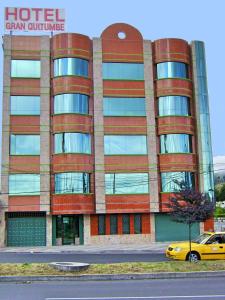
xmin=55 ymin=172 xmax=90 ymax=194
xmin=103 ymin=63 xmax=144 ymax=80
xmin=103 ymin=97 xmax=146 ymax=116
xmin=160 ymin=134 xmax=192 ymax=154
xmin=161 ymin=172 xmax=195 ymax=192
xmin=10 ymin=135 xmax=40 ymax=155
xmin=104 ymin=135 xmax=147 ymax=155
xmin=54 ymin=133 xmax=91 ymax=154
xmin=105 ymin=173 xmax=149 ymax=194
xmin=157 ymin=62 xmax=188 ymax=79
xmin=11 ymin=60 xmax=40 ymax=78
xmin=54 ymin=94 xmax=88 ymax=114
xmin=9 ymin=174 xmax=40 ymax=195
xmin=54 ymin=58 xmax=88 ymax=77
xmin=158 ymin=96 xmax=190 ymax=116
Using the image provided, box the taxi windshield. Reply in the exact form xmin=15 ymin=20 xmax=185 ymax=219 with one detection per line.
xmin=192 ymin=233 xmax=212 ymax=244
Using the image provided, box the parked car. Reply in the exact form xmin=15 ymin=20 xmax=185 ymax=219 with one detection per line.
xmin=166 ymin=232 xmax=225 ymax=262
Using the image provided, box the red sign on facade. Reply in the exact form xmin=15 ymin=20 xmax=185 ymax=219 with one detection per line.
xmin=5 ymin=7 xmax=65 ymax=32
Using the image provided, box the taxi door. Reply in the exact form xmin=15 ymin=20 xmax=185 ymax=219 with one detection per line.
xmin=200 ymin=234 xmax=225 ymax=260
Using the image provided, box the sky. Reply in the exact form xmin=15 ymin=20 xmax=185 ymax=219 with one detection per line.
xmin=0 ymin=0 xmax=224 ymax=161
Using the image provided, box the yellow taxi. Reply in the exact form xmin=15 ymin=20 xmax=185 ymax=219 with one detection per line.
xmin=166 ymin=232 xmax=225 ymax=262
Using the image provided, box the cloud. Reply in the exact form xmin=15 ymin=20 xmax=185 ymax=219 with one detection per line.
xmin=213 ymin=156 xmax=225 ymax=173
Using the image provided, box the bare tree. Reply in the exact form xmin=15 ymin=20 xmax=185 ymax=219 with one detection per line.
xmin=167 ymin=181 xmax=215 ymax=262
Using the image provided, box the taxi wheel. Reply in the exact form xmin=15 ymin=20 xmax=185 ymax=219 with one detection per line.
xmin=186 ymin=252 xmax=200 ymax=262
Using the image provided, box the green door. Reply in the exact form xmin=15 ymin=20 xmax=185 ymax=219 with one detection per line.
xmin=155 ymin=213 xmax=200 ymax=242
xmin=7 ymin=214 xmax=46 ymax=246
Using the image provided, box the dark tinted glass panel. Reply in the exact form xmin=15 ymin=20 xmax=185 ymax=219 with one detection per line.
xmin=98 ymin=215 xmax=106 ymax=235
xmin=134 ymin=214 xmax=142 ymax=234
xmin=110 ymin=215 xmax=118 ymax=235
xmin=54 ymin=58 xmax=88 ymax=77
xmin=122 ymin=214 xmax=130 ymax=234
xmin=103 ymin=63 xmax=144 ymax=80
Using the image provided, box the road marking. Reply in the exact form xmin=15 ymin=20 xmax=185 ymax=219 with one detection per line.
xmin=46 ymin=296 xmax=225 ymax=300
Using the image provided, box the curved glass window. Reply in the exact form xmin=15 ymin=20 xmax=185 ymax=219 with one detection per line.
xmin=54 ymin=94 xmax=88 ymax=114
xmin=161 ymin=172 xmax=195 ymax=192
xmin=103 ymin=63 xmax=144 ymax=80
xmin=105 ymin=173 xmax=149 ymax=194
xmin=11 ymin=60 xmax=40 ymax=78
xmin=160 ymin=134 xmax=192 ymax=154
xmin=54 ymin=133 xmax=91 ymax=154
xmin=158 ymin=96 xmax=190 ymax=116
xmin=55 ymin=172 xmax=90 ymax=194
xmin=10 ymin=96 xmax=40 ymax=115
xmin=104 ymin=135 xmax=147 ymax=155
xmin=103 ymin=97 xmax=146 ymax=116
xmin=9 ymin=174 xmax=40 ymax=195
xmin=54 ymin=58 xmax=88 ymax=77
xmin=10 ymin=134 xmax=40 ymax=155
xmin=157 ymin=62 xmax=188 ymax=79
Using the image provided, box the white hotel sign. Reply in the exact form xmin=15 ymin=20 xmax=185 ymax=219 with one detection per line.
xmin=5 ymin=7 xmax=65 ymax=32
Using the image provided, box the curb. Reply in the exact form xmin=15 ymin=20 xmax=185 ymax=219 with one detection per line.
xmin=1 ymin=271 xmax=225 ymax=282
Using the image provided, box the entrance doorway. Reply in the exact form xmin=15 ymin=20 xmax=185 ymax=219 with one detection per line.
xmin=54 ymin=215 xmax=83 ymax=245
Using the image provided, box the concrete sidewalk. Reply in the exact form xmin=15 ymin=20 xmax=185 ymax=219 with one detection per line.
xmin=0 ymin=242 xmax=169 ymax=253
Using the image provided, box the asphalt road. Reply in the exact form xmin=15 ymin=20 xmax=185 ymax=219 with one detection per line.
xmin=0 ymin=252 xmax=168 ymax=263
xmin=1 ymin=277 xmax=225 ymax=300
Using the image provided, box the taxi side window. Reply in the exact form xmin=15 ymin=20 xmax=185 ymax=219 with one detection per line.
xmin=207 ymin=235 xmax=223 ymax=244
xmin=221 ymin=235 xmax=225 ymax=243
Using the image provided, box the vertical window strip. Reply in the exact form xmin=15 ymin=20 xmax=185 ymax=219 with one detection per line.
xmin=98 ymin=215 xmax=106 ymax=235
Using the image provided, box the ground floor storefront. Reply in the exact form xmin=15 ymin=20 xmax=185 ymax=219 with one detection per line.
xmin=0 ymin=212 xmax=213 ymax=247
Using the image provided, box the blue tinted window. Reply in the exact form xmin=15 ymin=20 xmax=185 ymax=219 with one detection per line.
xmin=11 ymin=60 xmax=40 ymax=78
xmin=10 ymin=135 xmax=40 ymax=155
xmin=54 ymin=94 xmax=88 ymax=114
xmin=54 ymin=133 xmax=91 ymax=154
xmin=103 ymin=97 xmax=146 ymax=116
xmin=104 ymin=135 xmax=147 ymax=155
xmin=158 ymin=96 xmax=190 ymax=116
xmin=103 ymin=63 xmax=144 ymax=80
xmin=55 ymin=172 xmax=90 ymax=194
xmin=161 ymin=172 xmax=195 ymax=192
xmin=9 ymin=174 xmax=40 ymax=195
xmin=160 ymin=134 xmax=192 ymax=153
xmin=157 ymin=62 xmax=188 ymax=79
xmin=54 ymin=58 xmax=88 ymax=77
xmin=105 ymin=173 xmax=149 ymax=194
xmin=10 ymin=96 xmax=40 ymax=115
